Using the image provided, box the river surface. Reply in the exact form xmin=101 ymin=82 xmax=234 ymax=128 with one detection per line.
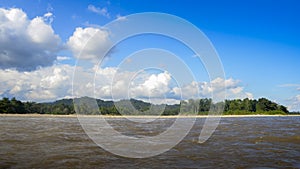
xmin=0 ymin=116 xmax=299 ymax=169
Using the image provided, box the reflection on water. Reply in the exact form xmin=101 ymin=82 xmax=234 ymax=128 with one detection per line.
xmin=0 ymin=116 xmax=299 ymax=168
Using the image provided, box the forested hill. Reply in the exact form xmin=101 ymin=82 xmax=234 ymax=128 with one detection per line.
xmin=0 ymin=97 xmax=292 ymax=115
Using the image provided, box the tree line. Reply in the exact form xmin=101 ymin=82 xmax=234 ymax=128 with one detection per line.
xmin=0 ymin=97 xmax=291 ymax=115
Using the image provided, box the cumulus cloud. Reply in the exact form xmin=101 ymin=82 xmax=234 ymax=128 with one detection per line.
xmin=94 ymin=68 xmax=135 ymax=99
xmin=0 ymin=64 xmax=73 ymax=101
xmin=172 ymin=78 xmax=253 ymax=101
xmin=0 ymin=62 xmax=253 ymax=104
xmin=87 ymin=5 xmax=110 ymax=18
xmin=94 ymin=70 xmax=173 ymax=102
xmin=286 ymin=95 xmax=300 ymax=112
xmin=172 ymin=81 xmax=199 ymax=99
xmin=129 ymin=71 xmax=172 ymax=98
xmin=0 ymin=8 xmax=61 ymax=71
xmin=67 ymin=27 xmax=112 ymax=60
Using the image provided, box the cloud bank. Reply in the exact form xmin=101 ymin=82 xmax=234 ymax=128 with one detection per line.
xmin=0 ymin=63 xmax=253 ymax=104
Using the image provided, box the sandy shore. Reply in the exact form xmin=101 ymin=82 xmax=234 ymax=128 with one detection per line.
xmin=1 ymin=113 xmax=300 ymax=118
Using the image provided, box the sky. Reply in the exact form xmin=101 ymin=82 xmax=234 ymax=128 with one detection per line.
xmin=0 ymin=0 xmax=299 ymax=111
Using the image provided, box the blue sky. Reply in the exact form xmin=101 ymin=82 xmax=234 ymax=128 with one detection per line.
xmin=0 ymin=0 xmax=299 ymax=111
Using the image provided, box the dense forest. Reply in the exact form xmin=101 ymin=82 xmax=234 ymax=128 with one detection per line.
xmin=0 ymin=97 xmax=296 ymax=115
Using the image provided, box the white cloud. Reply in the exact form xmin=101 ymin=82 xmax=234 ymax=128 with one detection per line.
xmin=172 ymin=81 xmax=199 ymax=99
xmin=286 ymin=94 xmax=300 ymax=111
xmin=0 ymin=61 xmax=253 ymax=104
xmin=44 ymin=12 xmax=53 ymax=17
xmin=245 ymin=92 xmax=254 ymax=99
xmin=0 ymin=8 xmax=61 ymax=71
xmin=230 ymin=86 xmax=243 ymax=94
xmin=27 ymin=17 xmax=58 ymax=45
xmin=10 ymin=85 xmax=21 ymax=94
xmin=67 ymin=27 xmax=112 ymax=60
xmin=172 ymin=78 xmax=253 ymax=101
xmin=56 ymin=56 xmax=71 ymax=61
xmin=278 ymin=84 xmax=300 ymax=111
xmin=96 ymin=69 xmax=135 ymax=99
xmin=40 ymin=68 xmax=69 ymax=89
xmin=43 ymin=12 xmax=54 ymax=24
xmin=116 ymin=14 xmax=127 ymax=21
xmin=87 ymin=5 xmax=110 ymax=18
xmin=129 ymin=71 xmax=172 ymax=98
xmin=0 ymin=64 xmax=73 ymax=102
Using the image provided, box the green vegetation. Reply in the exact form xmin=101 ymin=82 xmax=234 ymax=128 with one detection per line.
xmin=0 ymin=97 xmax=291 ymax=115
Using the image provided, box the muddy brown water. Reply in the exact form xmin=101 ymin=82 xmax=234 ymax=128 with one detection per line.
xmin=0 ymin=116 xmax=299 ymax=168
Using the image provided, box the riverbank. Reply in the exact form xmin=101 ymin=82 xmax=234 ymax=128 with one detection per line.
xmin=1 ymin=113 xmax=300 ymax=118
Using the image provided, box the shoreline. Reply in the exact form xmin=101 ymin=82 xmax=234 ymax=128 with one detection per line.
xmin=1 ymin=113 xmax=300 ymax=118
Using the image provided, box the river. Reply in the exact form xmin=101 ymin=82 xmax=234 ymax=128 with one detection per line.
xmin=0 ymin=116 xmax=299 ymax=168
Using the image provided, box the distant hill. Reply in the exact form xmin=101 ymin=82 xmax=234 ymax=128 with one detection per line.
xmin=0 ymin=97 xmax=290 ymax=115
